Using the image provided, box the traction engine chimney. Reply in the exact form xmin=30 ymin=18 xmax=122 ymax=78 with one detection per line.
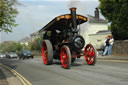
xmin=69 ymin=7 xmax=77 ymax=30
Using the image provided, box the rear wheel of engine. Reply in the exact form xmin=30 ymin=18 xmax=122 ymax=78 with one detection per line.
xmin=42 ymin=40 xmax=53 ymax=65
xmin=60 ymin=45 xmax=71 ymax=69
xmin=84 ymin=44 xmax=97 ymax=65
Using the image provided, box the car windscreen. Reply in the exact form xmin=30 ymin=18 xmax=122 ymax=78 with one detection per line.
xmin=8 ymin=52 xmax=17 ymax=55
xmin=9 ymin=52 xmax=16 ymax=54
xmin=23 ymin=50 xmax=32 ymax=54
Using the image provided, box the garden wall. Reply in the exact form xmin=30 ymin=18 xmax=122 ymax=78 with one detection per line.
xmin=112 ymin=40 xmax=128 ymax=55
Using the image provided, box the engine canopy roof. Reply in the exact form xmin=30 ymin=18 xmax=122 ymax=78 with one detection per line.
xmin=39 ymin=14 xmax=87 ymax=32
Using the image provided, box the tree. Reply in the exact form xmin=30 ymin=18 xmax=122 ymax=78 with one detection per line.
xmin=0 ymin=41 xmax=23 ymax=52
xmin=117 ymin=1 xmax=128 ymax=39
xmin=99 ymin=0 xmax=128 ymax=40
xmin=29 ymin=33 xmax=44 ymax=51
xmin=99 ymin=0 xmax=115 ymax=22
xmin=0 ymin=0 xmax=19 ymax=32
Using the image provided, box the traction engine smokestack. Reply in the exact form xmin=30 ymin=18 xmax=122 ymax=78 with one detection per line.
xmin=69 ymin=7 xmax=77 ymax=30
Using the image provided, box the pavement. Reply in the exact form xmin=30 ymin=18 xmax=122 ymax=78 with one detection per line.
xmin=0 ymin=55 xmax=128 ymax=85
xmin=98 ymin=55 xmax=128 ymax=61
xmin=0 ymin=63 xmax=22 ymax=85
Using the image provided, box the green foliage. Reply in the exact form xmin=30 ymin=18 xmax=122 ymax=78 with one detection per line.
xmin=13 ymin=43 xmax=23 ymax=51
xmin=118 ymin=2 xmax=128 ymax=39
xmin=29 ymin=33 xmax=44 ymax=51
xmin=0 ymin=41 xmax=23 ymax=52
xmin=0 ymin=0 xmax=19 ymax=32
xmin=99 ymin=0 xmax=115 ymax=22
xmin=108 ymin=25 xmax=111 ymax=30
xmin=99 ymin=0 xmax=128 ymax=40
xmin=22 ymin=44 xmax=30 ymax=50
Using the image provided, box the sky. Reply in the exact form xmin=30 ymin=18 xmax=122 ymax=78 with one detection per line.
xmin=0 ymin=0 xmax=101 ymax=43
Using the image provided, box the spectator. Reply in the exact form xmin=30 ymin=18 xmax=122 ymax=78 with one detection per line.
xmin=102 ymin=36 xmax=110 ymax=56
xmin=108 ymin=35 xmax=114 ymax=56
xmin=103 ymin=36 xmax=108 ymax=50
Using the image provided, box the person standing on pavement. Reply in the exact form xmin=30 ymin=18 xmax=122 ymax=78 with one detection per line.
xmin=103 ymin=36 xmax=107 ymax=51
xmin=103 ymin=36 xmax=110 ymax=56
xmin=108 ymin=35 xmax=114 ymax=56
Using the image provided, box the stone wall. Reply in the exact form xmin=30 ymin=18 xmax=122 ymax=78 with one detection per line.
xmin=32 ymin=50 xmax=42 ymax=56
xmin=112 ymin=40 xmax=128 ymax=55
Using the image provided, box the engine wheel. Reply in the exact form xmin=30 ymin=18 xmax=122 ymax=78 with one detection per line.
xmin=42 ymin=40 xmax=53 ymax=65
xmin=84 ymin=44 xmax=97 ymax=65
xmin=60 ymin=45 xmax=71 ymax=69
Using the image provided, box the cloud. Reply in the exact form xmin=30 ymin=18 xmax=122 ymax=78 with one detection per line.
xmin=38 ymin=5 xmax=45 ymax=8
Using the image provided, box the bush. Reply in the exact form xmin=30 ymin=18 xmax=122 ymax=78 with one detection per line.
xmin=29 ymin=33 xmax=44 ymax=51
xmin=0 ymin=41 xmax=23 ymax=53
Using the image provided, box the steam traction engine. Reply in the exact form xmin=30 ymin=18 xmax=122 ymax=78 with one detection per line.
xmin=40 ymin=8 xmax=97 ymax=69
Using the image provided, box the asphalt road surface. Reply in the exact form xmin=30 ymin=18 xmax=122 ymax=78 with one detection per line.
xmin=0 ymin=58 xmax=128 ymax=85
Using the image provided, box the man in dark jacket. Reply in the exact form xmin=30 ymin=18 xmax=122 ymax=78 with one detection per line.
xmin=103 ymin=36 xmax=110 ymax=56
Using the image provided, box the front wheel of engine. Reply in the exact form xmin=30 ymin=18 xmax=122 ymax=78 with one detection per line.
xmin=84 ymin=44 xmax=97 ymax=65
xmin=60 ymin=45 xmax=71 ymax=69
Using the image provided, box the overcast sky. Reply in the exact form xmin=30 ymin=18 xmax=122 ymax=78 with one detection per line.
xmin=0 ymin=0 xmax=102 ymax=43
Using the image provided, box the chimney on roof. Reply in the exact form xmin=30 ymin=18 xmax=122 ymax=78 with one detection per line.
xmin=95 ymin=8 xmax=99 ymax=19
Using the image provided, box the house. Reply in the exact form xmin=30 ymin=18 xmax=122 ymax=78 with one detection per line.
xmin=80 ymin=8 xmax=111 ymax=49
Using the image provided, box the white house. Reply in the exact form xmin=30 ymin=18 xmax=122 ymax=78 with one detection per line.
xmin=80 ymin=8 xmax=111 ymax=49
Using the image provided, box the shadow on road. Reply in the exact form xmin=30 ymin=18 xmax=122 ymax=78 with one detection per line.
xmin=71 ymin=63 xmax=82 ymax=66
xmin=52 ymin=59 xmax=87 ymax=67
xmin=0 ymin=58 xmax=20 ymax=69
xmin=0 ymin=69 xmax=6 ymax=80
xmin=53 ymin=60 xmax=61 ymax=65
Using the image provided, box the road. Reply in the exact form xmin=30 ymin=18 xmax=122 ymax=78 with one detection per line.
xmin=0 ymin=58 xmax=128 ymax=85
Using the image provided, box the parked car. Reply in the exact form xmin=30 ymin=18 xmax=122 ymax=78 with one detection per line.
xmin=6 ymin=52 xmax=18 ymax=58
xmin=0 ymin=53 xmax=6 ymax=58
xmin=18 ymin=50 xmax=34 ymax=59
